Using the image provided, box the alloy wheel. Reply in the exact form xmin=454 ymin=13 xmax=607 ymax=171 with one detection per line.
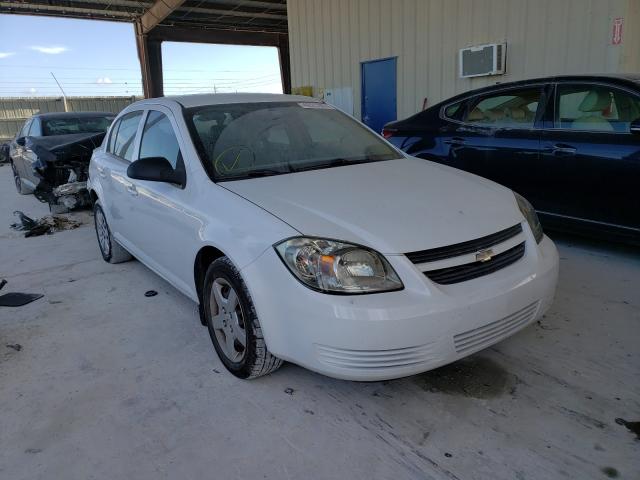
xmin=209 ymin=277 xmax=247 ymax=363
xmin=95 ymin=208 xmax=111 ymax=257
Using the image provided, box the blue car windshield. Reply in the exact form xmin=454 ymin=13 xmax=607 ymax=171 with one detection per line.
xmin=184 ymin=101 xmax=402 ymax=181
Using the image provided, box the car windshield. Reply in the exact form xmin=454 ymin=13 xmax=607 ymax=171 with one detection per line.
xmin=42 ymin=116 xmax=114 ymax=136
xmin=184 ymin=101 xmax=402 ymax=181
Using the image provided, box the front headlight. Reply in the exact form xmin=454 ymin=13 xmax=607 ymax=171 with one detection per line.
xmin=274 ymin=237 xmax=403 ymax=294
xmin=514 ymin=192 xmax=544 ymax=243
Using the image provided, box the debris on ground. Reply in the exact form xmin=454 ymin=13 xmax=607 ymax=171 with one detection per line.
xmin=601 ymin=466 xmax=620 ymax=478
xmin=615 ymin=417 xmax=640 ymax=440
xmin=144 ymin=290 xmax=158 ymax=297
xmin=284 ymin=387 xmax=295 ymax=395
xmin=10 ymin=210 xmax=81 ymax=237
xmin=6 ymin=344 xmax=22 ymax=351
xmin=0 ymin=292 xmax=44 ymax=307
xmin=0 ymin=279 xmax=44 ymax=307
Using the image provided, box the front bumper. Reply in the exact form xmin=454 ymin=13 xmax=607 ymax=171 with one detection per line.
xmin=242 ymin=230 xmax=559 ymax=381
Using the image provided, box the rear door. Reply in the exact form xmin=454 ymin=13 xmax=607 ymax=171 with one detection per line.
xmin=445 ymin=85 xmax=548 ymax=207
xmin=540 ymin=82 xmax=640 ymax=231
xmin=98 ymin=110 xmax=144 ymax=244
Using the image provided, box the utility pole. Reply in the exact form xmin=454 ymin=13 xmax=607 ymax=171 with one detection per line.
xmin=51 ymin=72 xmax=69 ymax=112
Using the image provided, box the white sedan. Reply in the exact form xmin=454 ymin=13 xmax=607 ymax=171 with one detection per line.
xmin=88 ymin=94 xmax=559 ymax=381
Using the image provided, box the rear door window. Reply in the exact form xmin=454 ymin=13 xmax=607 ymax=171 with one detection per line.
xmin=113 ymin=111 xmax=143 ymax=161
xmin=464 ymin=87 xmax=543 ymax=128
xmin=107 ymin=119 xmax=121 ymax=153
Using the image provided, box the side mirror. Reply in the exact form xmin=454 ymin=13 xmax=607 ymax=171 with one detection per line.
xmin=127 ymin=157 xmax=185 ymax=187
xmin=630 ymin=118 xmax=640 ymax=135
xmin=15 ymin=137 xmax=25 ymax=146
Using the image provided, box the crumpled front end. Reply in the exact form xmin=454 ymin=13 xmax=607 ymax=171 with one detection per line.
xmin=26 ymin=132 xmax=104 ymax=211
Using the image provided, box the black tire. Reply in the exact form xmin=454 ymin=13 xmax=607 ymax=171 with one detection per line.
xmin=93 ymin=200 xmax=133 ymax=264
xmin=10 ymin=161 xmax=31 ymax=195
xmin=203 ymin=256 xmax=282 ymax=379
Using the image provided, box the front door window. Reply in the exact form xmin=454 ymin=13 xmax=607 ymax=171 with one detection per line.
xmin=556 ymin=84 xmax=640 ymax=133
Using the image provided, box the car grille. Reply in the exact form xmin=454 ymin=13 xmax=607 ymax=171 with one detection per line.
xmin=404 ymin=223 xmax=526 ymax=285
xmin=405 ymin=224 xmax=523 ymax=264
xmin=423 ymin=242 xmax=525 ymax=284
xmin=315 ymin=344 xmax=437 ymax=370
xmin=453 ymin=301 xmax=539 ymax=354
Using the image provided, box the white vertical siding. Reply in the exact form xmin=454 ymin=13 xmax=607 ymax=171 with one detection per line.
xmin=287 ymin=0 xmax=635 ymax=121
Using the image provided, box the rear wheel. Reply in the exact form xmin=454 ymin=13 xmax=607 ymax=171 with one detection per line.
xmin=203 ymin=256 xmax=282 ymax=379
xmin=94 ymin=200 xmax=132 ymax=264
xmin=11 ymin=161 xmax=31 ymax=195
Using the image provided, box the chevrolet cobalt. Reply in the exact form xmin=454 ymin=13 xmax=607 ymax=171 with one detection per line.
xmin=88 ymin=94 xmax=558 ymax=380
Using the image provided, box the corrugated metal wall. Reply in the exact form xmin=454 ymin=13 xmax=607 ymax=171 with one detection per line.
xmin=288 ymin=0 xmax=637 ymax=121
xmin=0 ymin=96 xmax=139 ymax=141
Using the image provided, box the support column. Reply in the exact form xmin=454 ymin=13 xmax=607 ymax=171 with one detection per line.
xmin=135 ymin=21 xmax=164 ymax=98
xmin=278 ymin=33 xmax=292 ymax=94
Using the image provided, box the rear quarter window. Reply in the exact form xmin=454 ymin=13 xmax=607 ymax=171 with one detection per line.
xmin=443 ymin=101 xmax=464 ymax=119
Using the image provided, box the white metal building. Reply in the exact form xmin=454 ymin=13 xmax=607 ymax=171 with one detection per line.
xmin=287 ymin=0 xmax=640 ymax=130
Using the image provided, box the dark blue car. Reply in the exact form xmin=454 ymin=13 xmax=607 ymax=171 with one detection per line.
xmin=383 ymin=75 xmax=640 ymax=245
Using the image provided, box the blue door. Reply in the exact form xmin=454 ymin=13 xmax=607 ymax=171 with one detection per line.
xmin=361 ymin=57 xmax=397 ymax=134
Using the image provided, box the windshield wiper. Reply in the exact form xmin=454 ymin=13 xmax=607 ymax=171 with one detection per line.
xmin=291 ymin=158 xmax=354 ymax=172
xmin=223 ymin=168 xmax=290 ymax=180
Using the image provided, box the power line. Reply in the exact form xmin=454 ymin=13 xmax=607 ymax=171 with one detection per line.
xmin=1 ymin=64 xmax=277 ymax=73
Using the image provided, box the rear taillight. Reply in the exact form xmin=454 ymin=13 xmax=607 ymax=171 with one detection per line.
xmin=381 ymin=128 xmax=395 ymax=139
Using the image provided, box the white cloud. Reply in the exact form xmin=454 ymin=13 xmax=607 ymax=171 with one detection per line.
xmin=0 ymin=52 xmax=16 ymax=59
xmin=96 ymin=77 xmax=113 ymax=84
xmin=30 ymin=46 xmax=68 ymax=55
xmin=29 ymin=88 xmax=37 ymax=94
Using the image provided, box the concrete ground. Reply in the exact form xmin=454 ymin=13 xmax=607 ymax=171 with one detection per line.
xmin=0 ymin=163 xmax=638 ymax=480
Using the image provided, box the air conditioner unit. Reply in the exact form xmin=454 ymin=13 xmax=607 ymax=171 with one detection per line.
xmin=459 ymin=43 xmax=506 ymax=78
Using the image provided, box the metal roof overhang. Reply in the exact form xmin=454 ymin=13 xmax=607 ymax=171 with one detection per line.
xmin=0 ymin=0 xmax=290 ymax=97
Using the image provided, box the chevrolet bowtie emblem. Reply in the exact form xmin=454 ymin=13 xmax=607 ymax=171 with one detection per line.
xmin=476 ymin=249 xmax=494 ymax=263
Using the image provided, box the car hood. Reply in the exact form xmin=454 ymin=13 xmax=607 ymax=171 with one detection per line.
xmin=223 ymin=157 xmax=524 ymax=254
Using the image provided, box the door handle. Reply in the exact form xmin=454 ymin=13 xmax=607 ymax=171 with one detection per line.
xmin=445 ymin=137 xmax=466 ymax=146
xmin=96 ymin=166 xmax=107 ymax=178
xmin=546 ymin=144 xmax=576 ymax=156
xmin=126 ymin=184 xmax=138 ymax=196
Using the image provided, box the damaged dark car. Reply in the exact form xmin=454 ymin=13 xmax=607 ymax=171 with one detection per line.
xmin=9 ymin=112 xmax=115 ymax=212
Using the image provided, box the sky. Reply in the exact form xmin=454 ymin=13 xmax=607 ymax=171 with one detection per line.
xmin=0 ymin=14 xmax=283 ymax=98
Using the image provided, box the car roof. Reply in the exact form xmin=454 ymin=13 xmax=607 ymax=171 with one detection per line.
xmin=435 ymin=74 xmax=640 ymax=106
xmin=34 ymin=111 xmax=115 ymax=120
xmin=130 ymin=93 xmax=321 ymax=109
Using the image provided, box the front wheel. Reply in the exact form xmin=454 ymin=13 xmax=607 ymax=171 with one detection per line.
xmin=93 ymin=200 xmax=133 ymax=264
xmin=11 ymin=161 xmax=31 ymax=195
xmin=203 ymin=257 xmax=282 ymax=379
